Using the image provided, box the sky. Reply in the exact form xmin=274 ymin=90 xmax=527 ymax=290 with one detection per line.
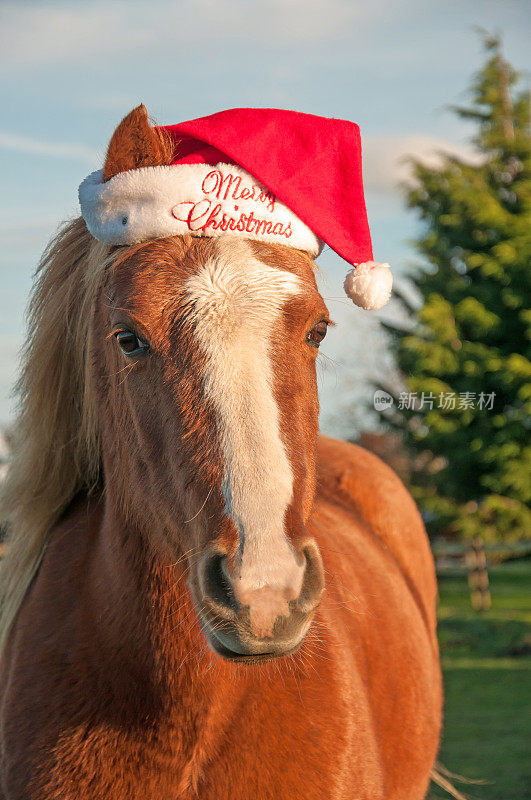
xmin=0 ymin=0 xmax=529 ymax=435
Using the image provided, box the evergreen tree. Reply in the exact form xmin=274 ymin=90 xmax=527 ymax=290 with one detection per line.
xmin=383 ymin=35 xmax=531 ymax=542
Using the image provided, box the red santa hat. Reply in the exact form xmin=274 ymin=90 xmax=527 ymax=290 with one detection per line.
xmin=79 ymin=108 xmax=392 ymax=310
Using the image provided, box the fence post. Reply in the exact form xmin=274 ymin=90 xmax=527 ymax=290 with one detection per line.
xmin=465 ymin=535 xmax=491 ymax=611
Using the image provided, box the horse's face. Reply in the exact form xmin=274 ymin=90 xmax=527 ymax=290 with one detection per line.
xmin=94 ymin=235 xmax=327 ymax=661
xmin=90 ymin=107 xmax=326 ymax=661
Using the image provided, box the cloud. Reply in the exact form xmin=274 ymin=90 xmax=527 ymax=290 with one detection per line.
xmin=363 ymin=134 xmax=484 ymax=193
xmin=187 ymin=0 xmax=390 ymax=44
xmin=0 ymin=0 xmax=403 ymax=72
xmin=0 ymin=132 xmax=98 ymax=162
xmin=0 ymin=2 xmax=149 ymax=71
xmin=0 ymin=219 xmax=64 ymax=251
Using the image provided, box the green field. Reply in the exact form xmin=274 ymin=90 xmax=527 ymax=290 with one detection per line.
xmin=430 ymin=560 xmax=531 ymax=800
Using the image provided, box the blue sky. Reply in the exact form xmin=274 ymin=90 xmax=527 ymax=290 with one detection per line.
xmin=1 ymin=0 xmax=529 ymax=433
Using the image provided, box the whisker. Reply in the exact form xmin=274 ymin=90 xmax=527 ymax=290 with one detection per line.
xmin=183 ymin=488 xmax=213 ymax=524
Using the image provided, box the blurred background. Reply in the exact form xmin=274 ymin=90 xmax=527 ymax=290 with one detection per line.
xmin=0 ymin=2 xmax=529 ymax=797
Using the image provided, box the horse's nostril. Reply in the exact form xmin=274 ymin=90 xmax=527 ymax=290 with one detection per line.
xmin=296 ymin=542 xmax=325 ymax=614
xmin=203 ymin=554 xmax=239 ymax=612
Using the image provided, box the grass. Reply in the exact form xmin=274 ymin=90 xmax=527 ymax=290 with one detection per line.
xmin=430 ymin=559 xmax=531 ymax=800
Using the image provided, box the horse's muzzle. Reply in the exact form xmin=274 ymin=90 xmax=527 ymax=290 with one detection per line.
xmin=197 ymin=540 xmax=324 ymax=661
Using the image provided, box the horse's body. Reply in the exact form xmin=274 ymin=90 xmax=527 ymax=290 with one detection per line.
xmin=1 ymin=438 xmax=440 ymax=800
xmin=0 ymin=107 xmax=441 ymax=799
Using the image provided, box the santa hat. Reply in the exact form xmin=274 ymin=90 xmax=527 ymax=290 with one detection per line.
xmin=79 ymin=108 xmax=392 ymax=310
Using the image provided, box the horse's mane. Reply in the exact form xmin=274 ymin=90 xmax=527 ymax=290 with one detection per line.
xmin=0 ymin=217 xmax=112 ymax=654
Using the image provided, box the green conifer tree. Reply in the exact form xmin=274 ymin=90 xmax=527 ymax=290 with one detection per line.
xmin=383 ymin=34 xmax=530 ymax=542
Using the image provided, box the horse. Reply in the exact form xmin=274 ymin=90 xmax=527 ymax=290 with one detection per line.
xmin=0 ymin=108 xmax=442 ymax=799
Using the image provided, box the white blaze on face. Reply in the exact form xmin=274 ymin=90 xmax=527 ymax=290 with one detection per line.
xmin=185 ymin=238 xmax=304 ymax=596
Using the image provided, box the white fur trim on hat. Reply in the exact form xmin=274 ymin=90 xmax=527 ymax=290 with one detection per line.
xmin=79 ymin=163 xmax=323 ymax=255
xmin=343 ymin=261 xmax=393 ymax=310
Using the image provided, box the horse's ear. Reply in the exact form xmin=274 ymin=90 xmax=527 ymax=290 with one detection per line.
xmin=102 ymin=104 xmax=174 ymax=181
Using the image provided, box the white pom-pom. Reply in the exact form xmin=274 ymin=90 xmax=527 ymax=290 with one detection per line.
xmin=343 ymin=261 xmax=393 ymax=310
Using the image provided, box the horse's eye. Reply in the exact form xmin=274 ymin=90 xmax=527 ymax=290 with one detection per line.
xmin=306 ymin=321 xmax=328 ymax=347
xmin=114 ymin=329 xmax=149 ymax=356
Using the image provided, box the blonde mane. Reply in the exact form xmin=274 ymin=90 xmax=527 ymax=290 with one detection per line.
xmin=0 ymin=218 xmax=112 ymax=654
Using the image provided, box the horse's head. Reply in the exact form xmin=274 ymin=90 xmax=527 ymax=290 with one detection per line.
xmin=92 ymin=109 xmax=327 ymax=662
